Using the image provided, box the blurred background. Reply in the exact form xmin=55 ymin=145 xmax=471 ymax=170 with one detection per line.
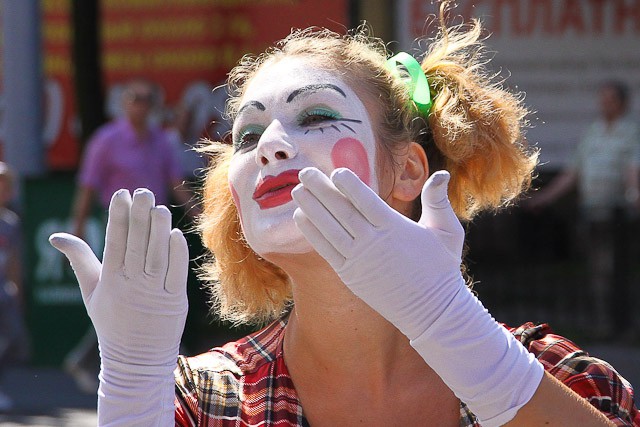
xmin=0 ymin=0 xmax=638 ymax=424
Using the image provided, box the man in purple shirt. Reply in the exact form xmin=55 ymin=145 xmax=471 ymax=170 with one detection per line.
xmin=71 ymin=78 xmax=196 ymax=238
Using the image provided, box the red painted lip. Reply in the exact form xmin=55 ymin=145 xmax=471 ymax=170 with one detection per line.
xmin=253 ymin=169 xmax=301 ymax=209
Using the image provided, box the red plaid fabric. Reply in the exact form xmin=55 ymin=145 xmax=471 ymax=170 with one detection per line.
xmin=508 ymin=323 xmax=639 ymax=426
xmin=174 ymin=318 xmax=639 ymax=426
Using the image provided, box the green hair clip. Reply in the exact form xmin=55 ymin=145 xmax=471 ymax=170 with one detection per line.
xmin=385 ymin=52 xmax=433 ymax=117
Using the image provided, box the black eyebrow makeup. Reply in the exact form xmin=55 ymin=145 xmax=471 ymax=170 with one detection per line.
xmin=237 ymin=100 xmax=266 ymax=116
xmin=286 ymin=84 xmax=346 ymax=103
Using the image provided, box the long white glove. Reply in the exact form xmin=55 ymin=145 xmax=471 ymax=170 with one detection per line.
xmin=50 ymin=189 xmax=189 ymax=427
xmin=292 ymin=167 xmax=543 ymax=426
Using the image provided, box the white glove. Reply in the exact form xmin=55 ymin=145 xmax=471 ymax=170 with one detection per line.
xmin=292 ymin=167 xmax=543 ymax=426
xmin=50 ymin=188 xmax=189 ymax=427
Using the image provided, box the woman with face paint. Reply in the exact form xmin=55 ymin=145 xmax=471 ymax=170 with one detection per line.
xmin=49 ymin=3 xmax=639 ymax=426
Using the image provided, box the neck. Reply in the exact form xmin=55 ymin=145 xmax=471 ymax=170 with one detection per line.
xmin=270 ymin=251 xmax=459 ymax=425
xmin=128 ymin=118 xmax=148 ymax=135
xmin=271 ymin=251 xmax=418 ymax=384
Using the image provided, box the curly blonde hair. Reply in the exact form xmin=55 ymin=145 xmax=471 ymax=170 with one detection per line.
xmin=198 ymin=4 xmax=538 ymax=326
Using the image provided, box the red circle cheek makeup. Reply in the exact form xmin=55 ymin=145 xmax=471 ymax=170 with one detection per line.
xmin=330 ymin=137 xmax=371 ymax=186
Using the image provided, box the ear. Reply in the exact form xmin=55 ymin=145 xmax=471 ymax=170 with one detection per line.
xmin=391 ymin=142 xmax=429 ymax=203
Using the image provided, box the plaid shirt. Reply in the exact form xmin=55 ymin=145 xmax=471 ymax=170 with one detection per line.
xmin=174 ymin=318 xmax=639 ymax=426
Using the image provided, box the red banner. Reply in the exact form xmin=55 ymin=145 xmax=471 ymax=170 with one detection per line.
xmin=42 ymin=0 xmax=349 ymax=170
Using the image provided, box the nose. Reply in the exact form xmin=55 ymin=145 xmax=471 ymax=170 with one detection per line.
xmin=255 ymin=120 xmax=297 ymax=166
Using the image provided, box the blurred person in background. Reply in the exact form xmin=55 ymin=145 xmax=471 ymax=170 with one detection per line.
xmin=527 ymin=80 xmax=640 ymax=341
xmin=0 ymin=162 xmax=30 ymax=412
xmin=64 ymin=77 xmax=198 ymax=393
xmin=71 ymin=77 xmax=197 ymax=238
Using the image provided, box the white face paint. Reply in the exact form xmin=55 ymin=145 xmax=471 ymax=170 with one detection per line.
xmin=228 ymin=56 xmax=378 ymax=257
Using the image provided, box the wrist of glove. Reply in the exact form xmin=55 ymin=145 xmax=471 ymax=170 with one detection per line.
xmin=98 ymin=356 xmax=176 ymax=427
xmin=410 ymin=284 xmax=544 ymax=426
xmin=292 ymin=168 xmax=543 ymax=425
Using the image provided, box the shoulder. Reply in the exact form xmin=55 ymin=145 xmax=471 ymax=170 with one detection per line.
xmin=86 ymin=120 xmax=126 ymax=149
xmin=507 ymin=322 xmax=580 ymax=367
xmin=177 ymin=317 xmax=287 ymax=381
xmin=96 ymin=119 xmax=126 ymax=137
xmin=618 ymin=116 xmax=639 ymax=129
xmin=147 ymin=125 xmax=172 ymax=145
xmin=176 ymin=348 xmax=242 ymax=382
xmin=175 ymin=318 xmax=292 ymax=421
xmin=616 ymin=117 xmax=640 ymax=139
xmin=507 ymin=323 xmax=640 ymax=425
xmin=147 ymin=127 xmax=179 ymax=160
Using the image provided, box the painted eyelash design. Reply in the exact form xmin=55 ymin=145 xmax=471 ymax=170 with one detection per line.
xmin=303 ymin=118 xmax=362 ymax=135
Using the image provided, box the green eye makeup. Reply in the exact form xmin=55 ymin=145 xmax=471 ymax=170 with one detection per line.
xmin=297 ymin=107 xmax=342 ymax=126
xmin=233 ymin=124 xmax=266 ymax=152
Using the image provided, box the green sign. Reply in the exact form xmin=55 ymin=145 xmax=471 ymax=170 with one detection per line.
xmin=23 ymin=174 xmax=104 ymax=366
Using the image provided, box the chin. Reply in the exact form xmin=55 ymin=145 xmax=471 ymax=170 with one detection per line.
xmin=246 ymin=221 xmax=313 ymax=257
xmin=258 ymin=240 xmax=313 ymax=258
